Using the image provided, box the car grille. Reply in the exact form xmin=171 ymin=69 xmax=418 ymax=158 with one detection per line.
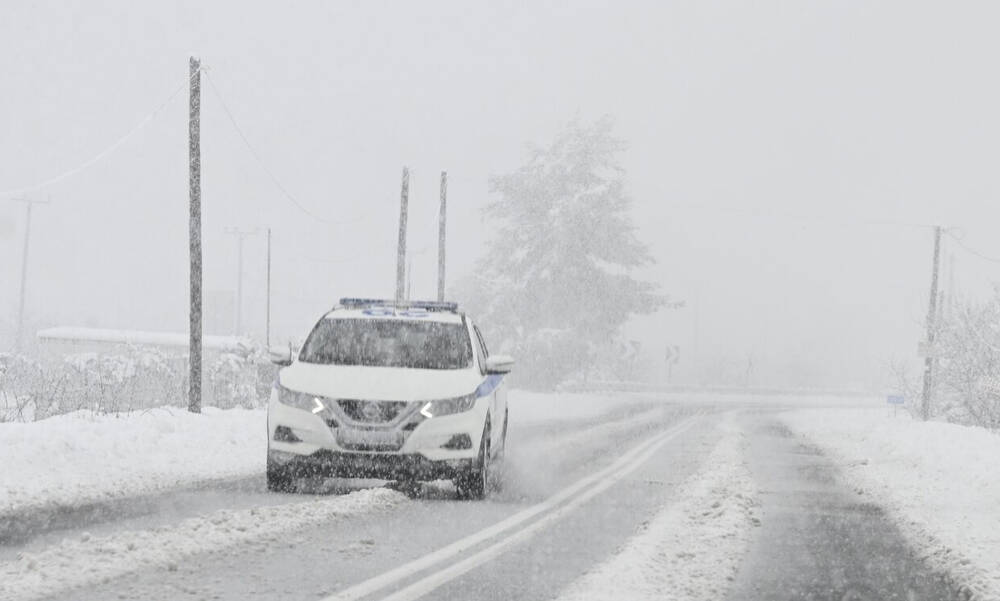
xmin=337 ymin=399 xmax=409 ymax=424
xmin=336 ymin=428 xmax=405 ymax=452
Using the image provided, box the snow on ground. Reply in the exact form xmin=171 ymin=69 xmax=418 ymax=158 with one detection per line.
xmin=0 ymin=406 xmax=266 ymax=516
xmin=0 ymin=488 xmax=406 ymax=601
xmin=781 ymin=409 xmax=1000 ymax=601
xmin=0 ymin=391 xmax=630 ymax=517
xmin=555 ymin=414 xmax=757 ymax=601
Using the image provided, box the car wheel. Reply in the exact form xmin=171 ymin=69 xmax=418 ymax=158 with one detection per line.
xmin=455 ymin=423 xmax=490 ymax=500
xmin=490 ymin=409 xmax=508 ymax=493
xmin=266 ymin=455 xmax=295 ymax=493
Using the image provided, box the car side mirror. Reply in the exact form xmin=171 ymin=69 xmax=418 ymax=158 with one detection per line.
xmin=268 ymin=345 xmax=293 ymax=367
xmin=485 ymin=355 xmax=514 ymax=375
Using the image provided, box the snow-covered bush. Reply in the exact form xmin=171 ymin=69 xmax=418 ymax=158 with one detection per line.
xmin=129 ymin=346 xmax=184 ymax=406
xmin=933 ymin=297 xmax=1000 ymax=430
xmin=209 ymin=347 xmax=270 ymax=409
xmin=1 ymin=345 xmax=270 ymax=422
xmin=0 ymin=353 xmax=69 ymax=421
xmin=61 ymin=346 xmax=183 ymax=415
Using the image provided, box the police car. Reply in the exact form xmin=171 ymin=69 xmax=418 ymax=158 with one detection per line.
xmin=266 ymin=298 xmax=513 ymax=499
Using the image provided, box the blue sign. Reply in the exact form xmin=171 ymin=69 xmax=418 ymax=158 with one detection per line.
xmin=887 ymin=394 xmax=905 ymax=405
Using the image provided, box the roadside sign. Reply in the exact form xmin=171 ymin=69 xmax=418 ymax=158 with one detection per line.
xmin=887 ymin=394 xmax=905 ymax=417
xmin=664 ymin=345 xmax=680 ymax=365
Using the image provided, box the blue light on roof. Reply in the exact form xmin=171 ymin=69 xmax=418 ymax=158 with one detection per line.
xmin=338 ymin=298 xmax=459 ymax=312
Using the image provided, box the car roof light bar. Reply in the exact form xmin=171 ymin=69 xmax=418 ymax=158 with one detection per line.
xmin=337 ymin=298 xmax=459 ymax=312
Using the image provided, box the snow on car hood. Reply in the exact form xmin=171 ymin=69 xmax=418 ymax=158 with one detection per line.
xmin=278 ymin=361 xmax=485 ymax=401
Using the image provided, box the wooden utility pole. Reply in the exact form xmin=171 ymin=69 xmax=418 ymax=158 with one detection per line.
xmin=12 ymin=197 xmax=49 ymax=352
xmin=225 ymin=227 xmax=259 ymax=335
xmin=437 ymin=171 xmax=447 ymax=301
xmin=395 ymin=167 xmax=409 ymax=302
xmin=188 ymin=56 xmax=202 ymax=414
xmin=265 ymin=227 xmax=272 ymax=348
xmin=921 ymin=225 xmax=942 ymax=421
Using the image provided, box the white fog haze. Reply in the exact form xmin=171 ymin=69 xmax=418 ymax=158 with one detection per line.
xmin=5 ymin=3 xmax=1000 ymax=601
xmin=4 ymin=1 xmax=1000 ymax=389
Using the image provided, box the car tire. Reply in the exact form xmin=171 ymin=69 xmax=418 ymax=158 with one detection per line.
xmin=499 ymin=409 xmax=509 ymax=458
xmin=266 ymin=454 xmax=294 ymax=493
xmin=455 ymin=423 xmax=490 ymax=500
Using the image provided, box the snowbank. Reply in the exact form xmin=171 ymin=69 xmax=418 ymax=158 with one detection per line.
xmin=0 ymin=407 xmax=265 ymax=516
xmin=555 ymin=415 xmax=757 ymax=601
xmin=781 ymin=409 xmax=1000 ymax=600
xmin=0 ymin=390 xmax=632 ymax=517
xmin=0 ymin=488 xmax=405 ymax=601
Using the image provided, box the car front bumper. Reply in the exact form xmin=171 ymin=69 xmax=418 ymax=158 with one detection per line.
xmin=268 ymin=448 xmax=475 ymax=481
xmin=266 ymin=387 xmax=487 ymax=479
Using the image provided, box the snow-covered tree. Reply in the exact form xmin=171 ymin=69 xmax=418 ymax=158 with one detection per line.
xmin=462 ymin=117 xmax=669 ymax=388
xmin=933 ymin=293 xmax=1000 ymax=429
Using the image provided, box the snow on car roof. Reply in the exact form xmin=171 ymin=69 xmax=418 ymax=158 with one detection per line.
xmin=325 ymin=307 xmax=465 ymax=324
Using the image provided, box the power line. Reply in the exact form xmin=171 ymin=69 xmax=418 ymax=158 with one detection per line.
xmin=202 ymin=71 xmax=370 ymax=227
xmin=945 ymin=229 xmax=1000 ymax=264
xmin=0 ymin=69 xmax=198 ymax=197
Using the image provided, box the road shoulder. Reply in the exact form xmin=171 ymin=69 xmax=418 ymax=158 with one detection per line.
xmin=727 ymin=415 xmax=962 ymax=601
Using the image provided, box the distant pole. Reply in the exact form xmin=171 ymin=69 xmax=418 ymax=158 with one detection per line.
xmin=947 ymin=252 xmax=956 ymax=316
xmin=265 ymin=227 xmax=272 ymax=348
xmin=437 ymin=171 xmax=447 ymax=301
xmin=12 ymin=197 xmax=49 ymax=352
xmin=236 ymin=233 xmax=244 ymax=334
xmin=224 ymin=227 xmax=259 ymax=335
xmin=921 ymin=225 xmax=942 ymax=421
xmin=188 ymin=56 xmax=202 ymax=414
xmin=395 ymin=167 xmax=409 ymax=302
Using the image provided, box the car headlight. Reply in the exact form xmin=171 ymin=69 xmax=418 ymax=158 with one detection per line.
xmin=276 ymin=383 xmax=327 ymax=414
xmin=419 ymin=393 xmax=478 ymax=418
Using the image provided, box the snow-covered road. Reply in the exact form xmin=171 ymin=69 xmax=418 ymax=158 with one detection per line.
xmin=0 ymin=393 xmax=984 ymax=601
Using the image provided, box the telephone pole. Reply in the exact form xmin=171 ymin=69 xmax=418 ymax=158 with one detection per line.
xmin=11 ymin=197 xmax=49 ymax=351
xmin=921 ymin=225 xmax=942 ymax=421
xmin=188 ymin=56 xmax=202 ymax=414
xmin=225 ymin=227 xmax=259 ymax=335
xmin=437 ymin=171 xmax=447 ymax=301
xmin=395 ymin=167 xmax=409 ymax=302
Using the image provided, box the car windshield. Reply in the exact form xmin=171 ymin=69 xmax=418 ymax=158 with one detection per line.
xmin=298 ymin=318 xmax=473 ymax=370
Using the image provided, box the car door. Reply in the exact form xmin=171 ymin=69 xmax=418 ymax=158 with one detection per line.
xmin=473 ymin=324 xmax=505 ymax=452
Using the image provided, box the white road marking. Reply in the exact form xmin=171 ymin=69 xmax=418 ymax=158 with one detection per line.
xmin=324 ymin=414 xmax=701 ymax=601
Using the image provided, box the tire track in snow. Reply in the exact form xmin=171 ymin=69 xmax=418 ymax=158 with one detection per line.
xmin=0 ymin=488 xmax=407 ymax=601
xmin=554 ymin=413 xmax=757 ymax=601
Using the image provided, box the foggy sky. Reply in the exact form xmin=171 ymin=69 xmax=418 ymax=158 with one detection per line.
xmin=3 ymin=1 xmax=1000 ymax=389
